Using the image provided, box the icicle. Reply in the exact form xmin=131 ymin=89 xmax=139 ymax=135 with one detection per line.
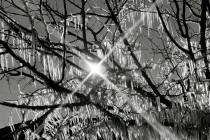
xmin=205 ymin=82 xmax=208 ymax=94
xmin=142 ymin=12 xmax=145 ymax=25
xmin=137 ymin=49 xmax=141 ymax=62
xmin=131 ymin=12 xmax=135 ymax=25
xmin=188 ymin=60 xmax=194 ymax=75
xmin=18 ymin=38 xmax=22 ymax=56
xmin=18 ymin=84 xmax=22 ymax=94
xmin=23 ymin=44 xmax=26 ymax=61
xmin=20 ymin=63 xmax=23 ymax=75
xmin=122 ymin=56 xmax=126 ymax=67
xmin=139 ymin=26 xmax=142 ymax=33
xmin=28 ymin=52 xmax=31 ymax=65
xmin=57 ymin=61 xmax=61 ymax=80
xmin=11 ymin=55 xmax=14 ymax=68
xmin=124 ymin=81 xmax=127 ymax=88
xmin=32 ymin=50 xmax=35 ymax=64
xmin=34 ymin=77 xmax=37 ymax=88
xmin=119 ymin=9 xmax=122 ymax=20
xmin=67 ymin=18 xmax=70 ymax=26
xmin=131 ymin=81 xmax=133 ymax=90
xmin=47 ymin=55 xmax=52 ymax=77
xmin=43 ymin=55 xmax=46 ymax=74
xmin=73 ymin=17 xmax=77 ymax=29
xmin=97 ymin=49 xmax=103 ymax=58
xmin=1 ymin=54 xmax=4 ymax=70
xmin=9 ymin=116 xmax=15 ymax=132
xmin=5 ymin=54 xmax=8 ymax=70
xmin=47 ymin=55 xmax=50 ymax=75
xmin=182 ymin=61 xmax=188 ymax=77
xmin=156 ymin=97 xmax=161 ymax=112
xmin=170 ymin=21 xmax=174 ymax=36
xmin=36 ymin=52 xmax=40 ymax=61
xmin=1 ymin=21 xmax=5 ymax=41
xmin=147 ymin=12 xmax=153 ymax=36
xmin=69 ymin=66 xmax=73 ymax=76
xmin=53 ymin=65 xmax=57 ymax=80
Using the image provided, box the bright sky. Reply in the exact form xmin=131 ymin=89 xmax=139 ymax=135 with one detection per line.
xmin=0 ymin=80 xmax=19 ymax=128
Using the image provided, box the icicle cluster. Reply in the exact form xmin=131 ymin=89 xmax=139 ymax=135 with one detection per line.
xmin=67 ymin=15 xmax=82 ymax=30
xmin=0 ymin=21 xmax=6 ymax=71
xmin=43 ymin=55 xmax=62 ymax=80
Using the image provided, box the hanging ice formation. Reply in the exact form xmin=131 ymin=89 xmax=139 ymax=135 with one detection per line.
xmin=43 ymin=55 xmax=47 ymax=75
xmin=135 ymin=47 xmax=141 ymax=62
xmin=188 ymin=60 xmax=194 ymax=75
xmin=67 ymin=15 xmax=82 ymax=30
xmin=1 ymin=21 xmax=5 ymax=41
xmin=96 ymin=46 xmax=104 ymax=59
xmin=182 ymin=61 xmax=188 ymax=77
xmin=1 ymin=52 xmax=4 ymax=70
xmin=64 ymin=47 xmax=82 ymax=78
xmin=47 ymin=55 xmax=53 ymax=78
xmin=45 ymin=55 xmax=62 ymax=80
xmin=0 ymin=21 xmax=5 ymax=70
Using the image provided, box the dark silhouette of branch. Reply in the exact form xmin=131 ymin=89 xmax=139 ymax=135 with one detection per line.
xmin=200 ymin=0 xmax=210 ymax=79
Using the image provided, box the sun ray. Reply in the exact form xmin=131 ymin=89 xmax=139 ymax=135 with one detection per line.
xmin=70 ymin=0 xmax=163 ymax=97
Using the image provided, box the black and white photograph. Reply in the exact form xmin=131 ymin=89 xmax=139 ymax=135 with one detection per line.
xmin=0 ymin=0 xmax=209 ymax=139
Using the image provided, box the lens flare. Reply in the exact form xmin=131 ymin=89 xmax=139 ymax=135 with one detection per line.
xmin=86 ymin=61 xmax=103 ymax=76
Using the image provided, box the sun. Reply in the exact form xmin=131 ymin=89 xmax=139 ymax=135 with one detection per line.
xmin=86 ymin=61 xmax=103 ymax=76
